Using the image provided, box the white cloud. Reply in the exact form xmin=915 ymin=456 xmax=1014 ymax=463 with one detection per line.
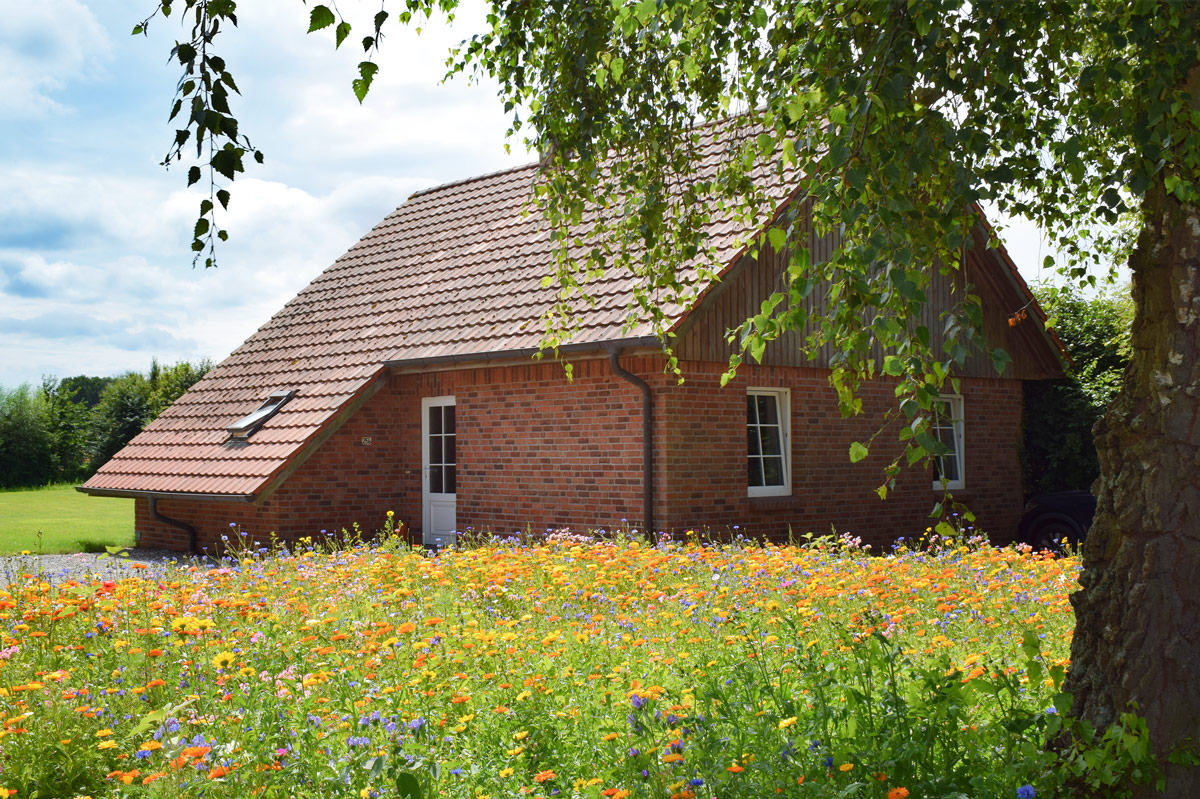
xmin=0 ymin=0 xmax=112 ymax=118
xmin=0 ymin=174 xmax=431 ymax=386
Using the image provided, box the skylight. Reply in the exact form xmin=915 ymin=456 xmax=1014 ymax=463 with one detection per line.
xmin=227 ymin=390 xmax=296 ymax=441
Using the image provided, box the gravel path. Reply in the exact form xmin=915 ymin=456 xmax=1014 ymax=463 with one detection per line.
xmin=0 ymin=548 xmax=203 ymax=588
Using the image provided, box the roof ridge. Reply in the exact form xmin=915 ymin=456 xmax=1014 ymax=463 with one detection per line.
xmin=407 ymin=160 xmax=539 ymax=201
xmin=404 ymin=114 xmax=751 ymax=202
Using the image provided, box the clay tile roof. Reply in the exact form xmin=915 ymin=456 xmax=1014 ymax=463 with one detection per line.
xmin=82 ymin=120 xmax=787 ymax=499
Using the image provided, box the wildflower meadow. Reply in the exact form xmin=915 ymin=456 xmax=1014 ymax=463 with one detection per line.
xmin=0 ymin=527 xmax=1158 ymax=798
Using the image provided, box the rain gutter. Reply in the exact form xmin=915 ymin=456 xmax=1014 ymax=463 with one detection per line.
xmin=606 ymin=345 xmax=655 ymax=537
xmin=148 ymin=495 xmax=199 ymax=555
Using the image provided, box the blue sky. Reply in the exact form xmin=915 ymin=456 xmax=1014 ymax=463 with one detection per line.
xmin=0 ymin=0 xmax=1059 ymax=389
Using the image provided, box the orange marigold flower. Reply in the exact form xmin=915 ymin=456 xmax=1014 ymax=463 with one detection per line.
xmin=888 ymin=789 xmax=910 ymax=799
xmin=726 ymin=764 xmax=744 ymax=773
xmin=533 ymin=770 xmax=556 ymax=783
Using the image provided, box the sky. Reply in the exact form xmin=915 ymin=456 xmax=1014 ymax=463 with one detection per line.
xmin=0 ymin=0 xmax=1062 ymax=389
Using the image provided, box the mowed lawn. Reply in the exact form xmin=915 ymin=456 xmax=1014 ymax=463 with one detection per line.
xmin=0 ymin=484 xmax=134 ymax=553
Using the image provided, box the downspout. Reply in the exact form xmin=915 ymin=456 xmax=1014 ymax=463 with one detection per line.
xmin=148 ymin=496 xmax=198 ymax=555
xmin=607 ymin=347 xmax=654 ymax=536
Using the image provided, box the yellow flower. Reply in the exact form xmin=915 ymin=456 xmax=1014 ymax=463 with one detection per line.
xmin=211 ymin=651 xmax=237 ymax=670
xmin=512 ymin=730 xmax=528 ymax=740
xmin=499 ymin=768 xmax=514 ymax=777
xmin=97 ymin=740 xmax=117 ymax=750
xmin=95 ymin=729 xmax=113 ymax=737
xmin=839 ymin=762 xmax=855 ymax=772
xmin=778 ymin=716 xmax=797 ymax=729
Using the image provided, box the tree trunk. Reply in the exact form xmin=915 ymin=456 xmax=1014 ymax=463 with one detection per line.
xmin=1066 ymin=174 xmax=1200 ymax=795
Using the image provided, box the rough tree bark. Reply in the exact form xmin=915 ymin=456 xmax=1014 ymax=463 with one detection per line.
xmin=1067 ymin=69 xmax=1200 ymax=793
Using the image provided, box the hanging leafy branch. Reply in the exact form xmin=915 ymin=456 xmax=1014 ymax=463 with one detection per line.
xmin=137 ymin=1 xmax=1198 ymax=495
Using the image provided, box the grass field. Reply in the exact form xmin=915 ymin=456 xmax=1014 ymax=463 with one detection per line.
xmin=0 ymin=484 xmax=134 ymax=554
xmin=0 ymin=530 xmax=1140 ymax=799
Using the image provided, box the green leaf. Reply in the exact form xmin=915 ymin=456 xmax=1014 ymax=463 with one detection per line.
xmin=335 ymin=21 xmax=352 ymax=48
xmin=767 ymin=226 xmax=787 ymax=252
xmin=308 ymin=5 xmax=336 ymax=33
xmin=882 ymin=355 xmax=903 ymax=376
xmin=609 ymin=57 xmax=624 ymax=83
xmin=216 ymin=189 xmax=230 ymax=210
xmin=849 ymin=442 xmax=869 ymax=463
xmin=396 ymin=773 xmax=423 ymax=799
xmin=187 ymin=166 xmax=201 ymax=187
xmin=353 ymin=61 xmax=379 ymax=103
xmin=1021 ymin=629 xmax=1040 ymax=661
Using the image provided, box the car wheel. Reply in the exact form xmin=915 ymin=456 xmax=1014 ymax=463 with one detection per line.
xmin=1030 ymin=519 xmax=1081 ymax=553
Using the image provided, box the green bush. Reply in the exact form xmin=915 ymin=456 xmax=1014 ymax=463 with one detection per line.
xmin=1024 ymin=283 xmax=1132 ymax=495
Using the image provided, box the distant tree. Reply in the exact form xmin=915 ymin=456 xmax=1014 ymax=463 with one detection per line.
xmin=0 ymin=385 xmax=54 ymax=489
xmin=59 ymin=375 xmax=116 ymax=409
xmin=40 ymin=376 xmax=92 ymax=484
xmin=88 ymin=373 xmax=152 ymax=473
xmin=86 ymin=359 xmax=211 ymax=473
xmin=148 ymin=357 xmax=211 ymax=417
xmin=1023 ymin=284 xmax=1133 ymax=495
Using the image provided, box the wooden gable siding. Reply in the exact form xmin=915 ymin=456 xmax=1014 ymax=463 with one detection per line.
xmin=674 ymin=201 xmax=1063 ymax=380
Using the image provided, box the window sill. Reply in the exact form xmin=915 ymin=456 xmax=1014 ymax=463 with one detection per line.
xmin=748 ymin=494 xmax=803 ymax=510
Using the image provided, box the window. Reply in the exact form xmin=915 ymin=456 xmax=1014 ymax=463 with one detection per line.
xmin=931 ymin=395 xmax=965 ymax=490
xmin=747 ymin=388 xmax=790 ymax=497
xmin=226 ymin=390 xmax=296 ymax=441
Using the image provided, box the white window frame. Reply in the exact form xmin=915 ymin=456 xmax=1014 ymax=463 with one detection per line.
xmin=747 ymin=388 xmax=791 ymax=497
xmin=931 ymin=394 xmax=965 ymax=491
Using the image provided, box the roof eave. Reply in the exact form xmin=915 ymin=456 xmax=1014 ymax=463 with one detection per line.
xmin=970 ymin=205 xmax=1072 ymax=374
xmin=76 ymin=485 xmax=257 ymax=503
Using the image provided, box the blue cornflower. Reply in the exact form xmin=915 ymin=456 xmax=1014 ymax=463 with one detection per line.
xmin=1017 ymin=786 xmax=1036 ymax=799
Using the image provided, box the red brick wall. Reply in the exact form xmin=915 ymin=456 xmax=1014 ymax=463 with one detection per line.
xmin=656 ymin=361 xmax=1024 ymax=548
xmin=135 ymin=356 xmax=1024 ymax=552
xmin=454 ymin=358 xmax=646 ymax=534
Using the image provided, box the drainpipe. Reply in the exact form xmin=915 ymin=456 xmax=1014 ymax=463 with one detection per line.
xmin=607 ymin=347 xmax=654 ymax=536
xmin=148 ymin=496 xmax=198 ymax=555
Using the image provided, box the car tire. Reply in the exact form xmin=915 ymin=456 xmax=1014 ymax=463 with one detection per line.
xmin=1030 ymin=518 xmax=1081 ymax=553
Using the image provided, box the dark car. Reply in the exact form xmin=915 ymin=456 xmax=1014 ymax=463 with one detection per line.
xmin=1018 ymin=490 xmax=1096 ymax=551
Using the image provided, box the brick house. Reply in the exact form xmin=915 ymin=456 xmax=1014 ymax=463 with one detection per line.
xmin=80 ymin=136 xmax=1065 ymax=552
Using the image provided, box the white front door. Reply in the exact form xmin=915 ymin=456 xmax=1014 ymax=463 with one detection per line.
xmin=421 ymin=396 xmax=457 ymax=547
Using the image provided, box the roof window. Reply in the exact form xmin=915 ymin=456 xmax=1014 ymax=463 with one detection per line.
xmin=227 ymin=390 xmax=296 ymax=441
